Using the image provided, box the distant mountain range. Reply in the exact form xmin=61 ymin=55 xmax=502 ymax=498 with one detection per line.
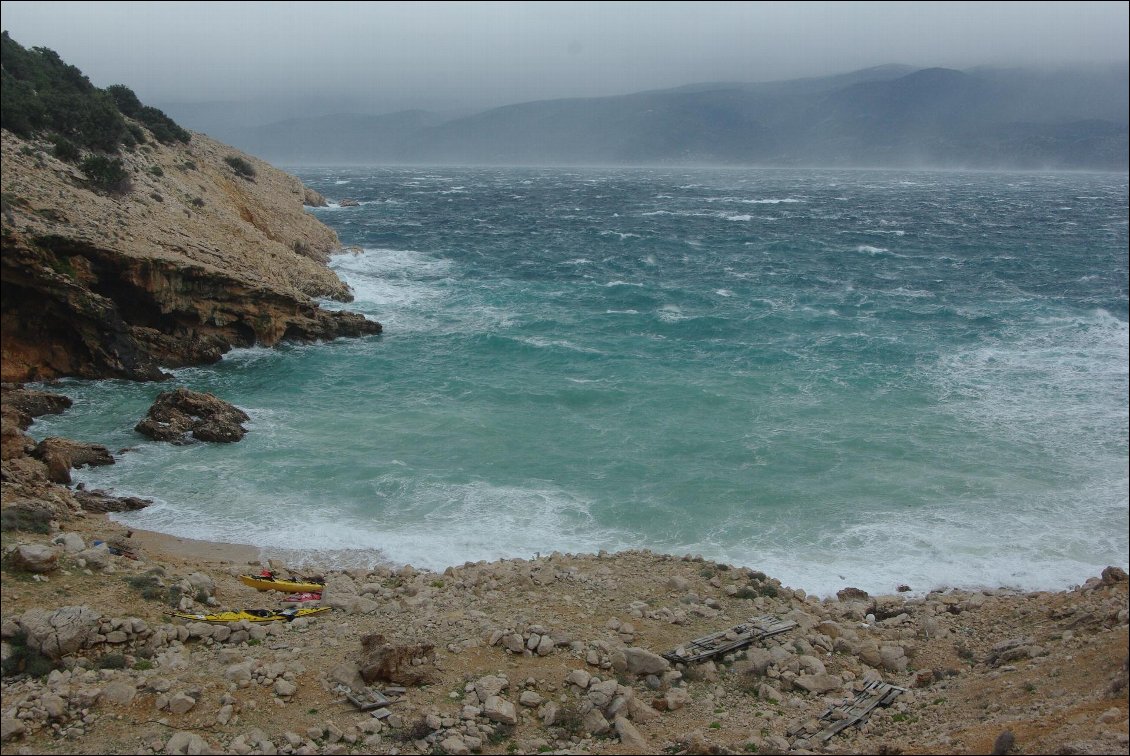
xmin=165 ymin=64 xmax=1129 ymax=169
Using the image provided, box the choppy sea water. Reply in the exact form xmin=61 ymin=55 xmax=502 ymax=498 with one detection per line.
xmin=35 ymin=168 xmax=1129 ymax=596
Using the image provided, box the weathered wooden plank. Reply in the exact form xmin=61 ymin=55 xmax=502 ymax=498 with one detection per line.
xmin=342 ymin=687 xmax=394 ymax=711
xmin=794 ymin=681 xmax=907 ymax=744
xmin=662 ymin=615 xmax=798 ymax=664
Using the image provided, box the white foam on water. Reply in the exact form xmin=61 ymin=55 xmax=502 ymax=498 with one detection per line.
xmin=889 ymin=287 xmax=935 ymax=298
xmin=855 ymin=245 xmax=889 ymax=254
xmin=657 ymin=304 xmax=687 ymax=322
xmin=325 ymin=248 xmax=457 ymax=327
xmin=725 ymin=214 xmax=752 ymax=222
xmin=111 ymin=479 xmax=634 ymax=573
xmin=601 ymin=280 xmax=645 ymax=288
xmin=715 ymin=289 xmax=735 ymax=297
xmin=513 ymin=336 xmax=606 ymax=355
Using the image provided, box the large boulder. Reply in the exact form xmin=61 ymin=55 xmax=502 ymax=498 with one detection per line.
xmin=17 ymin=605 xmax=101 ymax=659
xmin=10 ymin=544 xmax=61 ymax=573
xmin=135 ymin=388 xmax=249 ymax=443
xmin=623 ymin=647 xmax=670 ymax=676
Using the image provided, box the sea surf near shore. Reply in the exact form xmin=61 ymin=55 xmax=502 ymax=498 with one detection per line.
xmin=34 ymin=167 xmax=1130 ymax=598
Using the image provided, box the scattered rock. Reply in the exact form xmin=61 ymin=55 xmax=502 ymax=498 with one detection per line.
xmin=1102 ymin=566 xmax=1128 ymax=585
xmin=794 ymin=673 xmax=843 ymax=694
xmin=0 ymin=716 xmax=26 ymax=743
xmin=167 ymin=692 xmax=197 ymax=715
xmin=992 ymin=729 xmax=1016 ymax=755
xmin=582 ymin=707 xmax=610 ymax=735
xmin=99 ymin=681 xmax=138 ymax=706
xmin=166 ymin=730 xmax=211 ymax=755
xmin=837 ymin=587 xmax=870 ymax=601
xmin=665 ymin=687 xmax=690 ymax=711
xmin=614 ymin=716 xmax=650 ymax=750
xmin=482 ymin=695 xmax=517 ymax=726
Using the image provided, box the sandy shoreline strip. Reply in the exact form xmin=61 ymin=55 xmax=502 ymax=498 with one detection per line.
xmin=89 ymin=513 xmax=261 ymax=566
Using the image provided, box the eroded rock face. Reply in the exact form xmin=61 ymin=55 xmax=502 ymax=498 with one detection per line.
xmin=32 ymin=437 xmax=114 ymax=484
xmin=0 ymin=385 xmax=72 ymax=427
xmin=72 ymin=488 xmax=151 ymax=513
xmin=135 ymin=388 xmax=249 ymax=443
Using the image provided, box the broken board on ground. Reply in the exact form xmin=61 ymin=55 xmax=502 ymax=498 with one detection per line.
xmin=661 ymin=615 xmax=798 ymax=665
xmin=337 ymin=685 xmax=404 ymax=712
xmin=787 ymin=679 xmax=907 ymax=744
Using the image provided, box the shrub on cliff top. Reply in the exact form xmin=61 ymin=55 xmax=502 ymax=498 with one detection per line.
xmin=50 ymin=134 xmax=80 ymax=163
xmin=80 ymin=155 xmax=132 ymax=195
xmin=1 ymin=33 xmax=189 ymax=151
xmin=224 ymin=155 xmax=257 ymax=179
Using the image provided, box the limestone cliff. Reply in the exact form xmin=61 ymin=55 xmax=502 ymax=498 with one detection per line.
xmin=1 ymin=130 xmax=380 ymax=382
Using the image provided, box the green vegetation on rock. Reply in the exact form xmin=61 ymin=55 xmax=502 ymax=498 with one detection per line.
xmin=1 ymin=31 xmax=190 ymax=160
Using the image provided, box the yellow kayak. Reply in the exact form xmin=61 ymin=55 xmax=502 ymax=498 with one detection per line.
xmin=170 ymin=607 xmax=330 ymax=623
xmin=239 ymin=574 xmax=325 ymax=593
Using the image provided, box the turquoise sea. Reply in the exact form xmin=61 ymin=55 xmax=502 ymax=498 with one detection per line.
xmin=34 ymin=168 xmax=1129 ymax=596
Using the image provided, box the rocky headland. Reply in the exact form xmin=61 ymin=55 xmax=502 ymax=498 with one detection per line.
xmin=1 ymin=126 xmax=379 ymax=382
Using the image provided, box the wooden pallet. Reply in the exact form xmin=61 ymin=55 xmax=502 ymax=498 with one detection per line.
xmin=661 ymin=615 xmax=798 ymax=664
xmin=787 ymin=679 xmax=906 ymax=743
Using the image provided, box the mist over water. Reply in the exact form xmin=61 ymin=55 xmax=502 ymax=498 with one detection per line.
xmin=37 ymin=168 xmax=1129 ymax=596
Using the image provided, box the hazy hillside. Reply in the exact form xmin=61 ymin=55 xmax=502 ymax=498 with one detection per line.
xmin=192 ymin=64 xmax=1128 ymax=170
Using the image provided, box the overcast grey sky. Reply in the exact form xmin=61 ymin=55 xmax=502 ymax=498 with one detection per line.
xmin=2 ymin=1 xmax=1127 ymax=114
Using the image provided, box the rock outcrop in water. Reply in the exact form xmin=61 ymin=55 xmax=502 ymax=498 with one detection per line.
xmin=135 ymin=387 xmax=250 ymax=444
xmin=1 ymin=125 xmax=380 ymax=383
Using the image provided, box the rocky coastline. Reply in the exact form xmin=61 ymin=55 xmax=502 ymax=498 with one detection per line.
xmin=2 ymin=387 xmax=1129 ymax=756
